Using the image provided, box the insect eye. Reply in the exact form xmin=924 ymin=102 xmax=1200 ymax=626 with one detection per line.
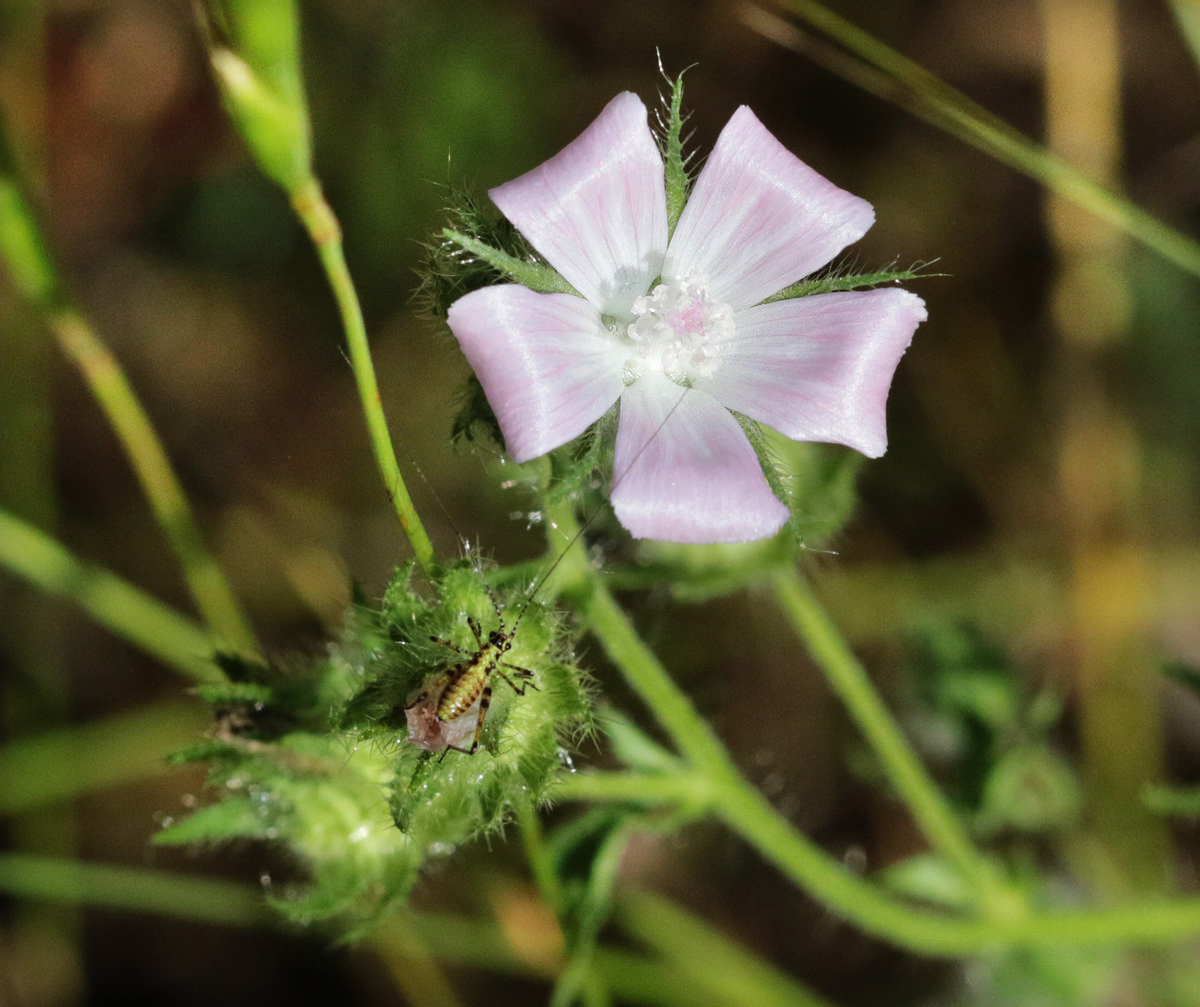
xmin=489 ymin=630 xmax=505 ymax=647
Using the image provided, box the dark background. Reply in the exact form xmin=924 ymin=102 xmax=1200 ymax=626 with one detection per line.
xmin=3 ymin=0 xmax=1200 ymax=1004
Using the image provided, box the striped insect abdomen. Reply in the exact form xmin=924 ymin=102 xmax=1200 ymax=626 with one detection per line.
xmin=435 ymin=646 xmax=497 ymax=721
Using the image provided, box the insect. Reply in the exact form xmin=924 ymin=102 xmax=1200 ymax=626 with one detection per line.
xmin=404 ymin=585 xmax=539 ymax=757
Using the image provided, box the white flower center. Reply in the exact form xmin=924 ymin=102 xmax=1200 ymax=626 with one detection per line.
xmin=622 ymin=277 xmax=734 ymax=386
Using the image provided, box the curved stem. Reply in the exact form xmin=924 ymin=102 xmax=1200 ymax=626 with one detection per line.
xmin=290 ymin=176 xmax=435 ymax=573
xmin=771 ymin=567 xmax=1008 ymax=908
xmin=544 ymin=518 xmax=984 ymax=951
xmin=547 ymin=509 xmax=1200 ymax=952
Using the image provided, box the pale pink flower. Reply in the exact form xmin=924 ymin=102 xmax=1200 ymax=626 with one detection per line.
xmin=447 ymin=92 xmax=926 ymax=543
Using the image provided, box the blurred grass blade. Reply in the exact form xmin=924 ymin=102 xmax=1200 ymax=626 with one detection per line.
xmin=0 ymin=853 xmax=270 ymax=926
xmin=1169 ymin=0 xmax=1200 ymax=73
xmin=0 ymin=701 xmax=209 ymax=813
xmin=0 ymin=507 xmax=220 ymax=681
xmin=619 ymin=890 xmax=835 ymax=1007
xmin=0 ymin=121 xmax=260 ymax=659
xmin=746 ymin=0 xmax=1200 ymax=280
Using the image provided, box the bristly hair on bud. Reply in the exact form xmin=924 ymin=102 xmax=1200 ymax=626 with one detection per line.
xmin=655 ymin=55 xmax=698 ymax=236
xmin=158 ymin=559 xmax=592 ymax=936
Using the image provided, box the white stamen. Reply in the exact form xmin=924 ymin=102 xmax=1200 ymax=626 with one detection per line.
xmin=623 ymin=276 xmax=734 ymax=386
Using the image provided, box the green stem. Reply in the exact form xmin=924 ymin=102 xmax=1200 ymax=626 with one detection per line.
xmin=290 ymin=176 xmax=435 ymax=573
xmin=771 ymin=567 xmax=1006 ymax=906
xmin=48 ymin=308 xmax=259 ymax=658
xmin=0 ymin=506 xmax=219 ymax=680
xmin=749 ymin=0 xmax=1200 ymax=280
xmin=554 ymin=770 xmax=711 ymax=808
xmin=549 ymin=530 xmax=978 ymax=951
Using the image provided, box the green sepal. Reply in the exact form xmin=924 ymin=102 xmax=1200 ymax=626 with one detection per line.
xmin=193 ymin=681 xmax=274 ymax=706
xmin=443 ymin=229 xmax=578 ymax=295
xmin=155 ymin=798 xmax=271 ymax=845
xmin=449 ymin=375 xmax=504 ymax=450
xmin=763 ymin=261 xmax=943 ymax=303
xmin=659 ymin=63 xmax=696 ymax=236
xmin=210 ymin=48 xmax=311 ymax=193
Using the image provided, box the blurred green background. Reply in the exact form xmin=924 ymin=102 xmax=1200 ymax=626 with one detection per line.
xmin=3 ymin=0 xmax=1200 ymax=1004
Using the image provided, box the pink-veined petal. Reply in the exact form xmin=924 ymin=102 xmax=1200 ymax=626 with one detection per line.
xmin=698 ymin=288 xmax=926 ymax=458
xmin=611 ymin=372 xmax=789 ymax=543
xmin=447 ymin=285 xmax=626 ymax=462
xmin=489 ymin=92 xmax=668 ymax=319
xmin=664 ymin=106 xmax=875 ymax=311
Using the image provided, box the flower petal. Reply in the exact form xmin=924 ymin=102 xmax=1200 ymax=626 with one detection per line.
xmin=489 ymin=92 xmax=668 ymax=319
xmin=699 ymin=289 xmax=926 ymax=458
xmin=447 ymin=285 xmax=626 ymax=462
xmin=611 ymin=372 xmax=789 ymax=543
xmin=664 ymin=106 xmax=875 ymax=311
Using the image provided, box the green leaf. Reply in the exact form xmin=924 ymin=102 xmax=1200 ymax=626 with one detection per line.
xmin=876 ymin=852 xmax=973 ymax=911
xmin=600 ymin=706 xmax=682 ymax=774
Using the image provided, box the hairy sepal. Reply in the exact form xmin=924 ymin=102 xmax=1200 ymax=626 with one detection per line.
xmin=763 ymin=260 xmax=943 ymax=303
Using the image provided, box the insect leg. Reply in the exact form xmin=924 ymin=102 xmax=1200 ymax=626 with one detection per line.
xmin=495 ymin=663 xmax=538 ymax=695
xmin=430 ymin=635 xmax=471 ymax=656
